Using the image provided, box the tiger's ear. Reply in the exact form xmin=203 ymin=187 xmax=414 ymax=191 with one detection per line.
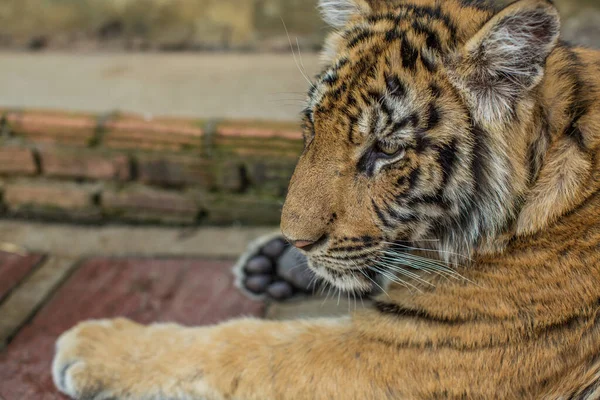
xmin=318 ymin=0 xmax=373 ymax=27
xmin=447 ymin=0 xmax=560 ymax=126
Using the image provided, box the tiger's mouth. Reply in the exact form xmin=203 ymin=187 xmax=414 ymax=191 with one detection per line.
xmin=306 ymin=256 xmax=386 ymax=294
xmin=305 ymin=241 xmax=453 ymax=294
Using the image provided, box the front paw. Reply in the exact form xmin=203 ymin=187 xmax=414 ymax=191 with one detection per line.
xmin=53 ymin=318 xmax=143 ymax=399
xmin=53 ymin=318 xmax=214 ymax=399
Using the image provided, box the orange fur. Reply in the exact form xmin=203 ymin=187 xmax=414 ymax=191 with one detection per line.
xmin=53 ymin=0 xmax=600 ymax=398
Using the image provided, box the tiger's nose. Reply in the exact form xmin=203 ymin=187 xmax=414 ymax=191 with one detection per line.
xmin=294 ymin=240 xmax=316 ymax=249
xmin=285 ymin=235 xmax=327 ymax=252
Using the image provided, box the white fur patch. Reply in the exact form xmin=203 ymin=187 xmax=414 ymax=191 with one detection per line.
xmin=318 ymin=0 xmax=361 ymax=27
xmin=449 ymin=3 xmax=560 ymax=128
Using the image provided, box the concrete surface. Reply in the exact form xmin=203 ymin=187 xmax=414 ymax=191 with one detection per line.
xmin=0 ymin=256 xmax=78 ymax=350
xmin=0 ymin=220 xmax=275 ymax=258
xmin=0 ymin=252 xmax=44 ymax=302
xmin=0 ymin=224 xmax=355 ymax=398
xmin=0 ymin=53 xmax=321 ymax=122
xmin=0 ymin=257 xmax=265 ymax=399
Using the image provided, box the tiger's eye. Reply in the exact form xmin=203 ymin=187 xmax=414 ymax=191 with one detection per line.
xmin=375 ymin=142 xmax=404 ymax=158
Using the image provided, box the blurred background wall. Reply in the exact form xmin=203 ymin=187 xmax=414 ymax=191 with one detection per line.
xmin=0 ymin=0 xmax=598 ymax=228
xmin=1 ymin=0 xmax=599 ymax=52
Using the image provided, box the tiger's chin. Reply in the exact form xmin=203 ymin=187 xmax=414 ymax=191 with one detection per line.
xmin=308 ymin=259 xmax=382 ymax=294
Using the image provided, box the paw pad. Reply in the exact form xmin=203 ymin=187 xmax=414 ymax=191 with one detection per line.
xmin=234 ymin=233 xmax=319 ymax=301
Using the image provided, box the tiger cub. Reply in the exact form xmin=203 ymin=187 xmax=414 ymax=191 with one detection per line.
xmin=53 ymin=0 xmax=600 ymax=398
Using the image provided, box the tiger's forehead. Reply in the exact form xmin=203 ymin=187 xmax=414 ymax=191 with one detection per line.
xmin=305 ymin=4 xmax=463 ymax=131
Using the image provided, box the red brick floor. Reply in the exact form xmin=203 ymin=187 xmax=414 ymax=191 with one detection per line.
xmin=0 ymin=257 xmax=264 ymax=400
xmin=0 ymin=252 xmax=44 ymax=302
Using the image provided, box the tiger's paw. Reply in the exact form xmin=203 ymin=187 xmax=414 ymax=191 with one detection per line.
xmin=233 ymin=233 xmax=321 ymax=301
xmin=52 ymin=318 xmax=210 ymax=400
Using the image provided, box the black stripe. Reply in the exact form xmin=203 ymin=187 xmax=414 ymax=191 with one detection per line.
xmin=350 ymin=236 xmax=376 ymax=244
xmin=366 ymin=5 xmax=458 ymax=45
xmin=374 ymin=301 xmax=463 ymax=324
xmin=396 ymin=176 xmax=407 ymax=187
xmin=404 ymin=4 xmax=458 ymax=44
xmin=430 ymin=83 xmax=442 ymax=98
xmin=385 ymin=74 xmax=407 ymax=98
xmin=392 ymin=117 xmax=412 ymax=133
xmin=329 ymin=245 xmax=371 ymax=253
xmin=471 ymin=122 xmax=492 ymax=196
xmin=346 ymin=29 xmax=373 ymax=48
xmin=415 ymin=131 xmax=432 ymax=153
xmin=372 ymin=199 xmax=394 ymax=228
xmin=408 ymin=193 xmax=450 ymax=210
xmin=366 ymin=12 xmax=398 ymax=24
xmin=385 ymin=29 xmax=403 ymax=43
xmin=348 ymin=116 xmax=358 ymax=145
xmin=411 ymin=21 xmax=443 ymax=52
xmin=562 ymin=47 xmax=591 ymax=152
xmin=420 ymin=53 xmax=437 ymax=73
xmin=400 ymin=37 xmax=419 ymax=71
xmin=436 ymin=139 xmax=459 ymax=186
xmin=426 ymin=103 xmax=441 ymax=130
xmin=330 ymin=82 xmax=347 ymax=101
xmin=408 ymin=167 xmax=421 ymax=188
xmin=459 ymin=0 xmax=497 ymax=11
xmin=322 ymin=253 xmax=377 ymax=262
xmin=322 ymin=73 xmax=338 ymax=85
xmin=526 ymin=107 xmax=550 ymax=184
xmin=384 ymin=200 xmax=415 ymax=223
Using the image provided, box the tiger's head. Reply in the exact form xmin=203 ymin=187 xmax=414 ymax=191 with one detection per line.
xmin=280 ymin=0 xmax=561 ymax=292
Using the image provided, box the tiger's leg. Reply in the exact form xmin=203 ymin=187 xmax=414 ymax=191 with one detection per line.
xmin=53 ymin=317 xmax=406 ymax=400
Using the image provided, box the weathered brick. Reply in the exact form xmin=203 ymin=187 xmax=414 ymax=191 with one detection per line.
xmin=6 ymin=111 xmax=97 ymax=147
xmin=104 ymin=115 xmax=204 ymax=151
xmin=0 ymin=147 xmax=37 ymax=176
xmin=215 ymin=121 xmax=303 ymax=159
xmin=215 ymin=160 xmax=245 ymax=192
xmin=193 ymin=191 xmax=282 ymax=225
xmin=137 ymin=154 xmax=213 ymax=188
xmin=40 ymin=148 xmax=130 ymax=181
xmin=217 ymin=120 xmax=302 ymax=141
xmin=3 ymin=181 xmax=101 ymax=219
xmin=102 ymin=186 xmax=199 ymax=224
xmin=245 ymin=159 xmax=295 ymax=197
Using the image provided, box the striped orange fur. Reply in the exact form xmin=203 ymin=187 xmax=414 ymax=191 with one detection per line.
xmin=52 ymin=0 xmax=600 ymax=398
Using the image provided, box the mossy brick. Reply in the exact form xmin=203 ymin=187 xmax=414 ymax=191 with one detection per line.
xmin=3 ymin=180 xmax=102 ymax=220
xmin=136 ymin=153 xmax=214 ymax=188
xmin=0 ymin=147 xmax=38 ymax=176
xmin=215 ymin=160 xmax=246 ymax=192
xmin=40 ymin=148 xmax=131 ymax=181
xmin=244 ymin=159 xmax=295 ymax=197
xmin=193 ymin=191 xmax=283 ymax=225
xmin=102 ymin=185 xmax=199 ymax=224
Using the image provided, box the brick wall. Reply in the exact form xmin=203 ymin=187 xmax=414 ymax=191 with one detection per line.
xmin=0 ymin=110 xmax=303 ymax=226
xmin=1 ymin=0 xmax=598 ymax=51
